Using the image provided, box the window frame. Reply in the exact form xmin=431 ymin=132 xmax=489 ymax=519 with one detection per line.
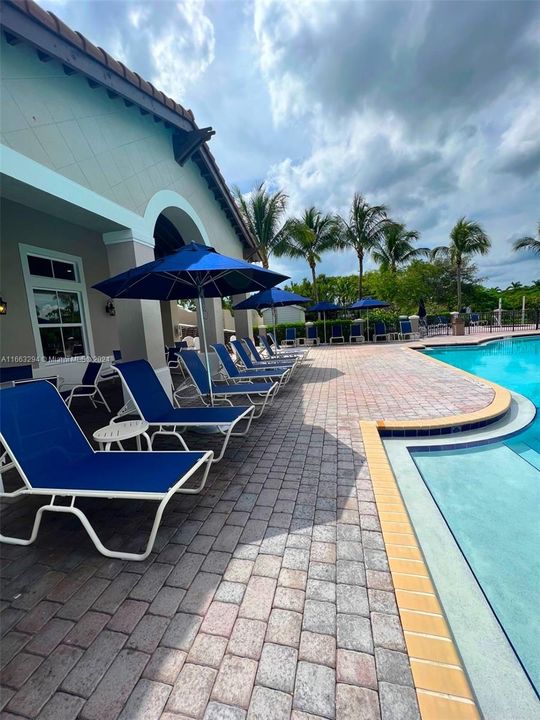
xmin=19 ymin=243 xmax=95 ymax=363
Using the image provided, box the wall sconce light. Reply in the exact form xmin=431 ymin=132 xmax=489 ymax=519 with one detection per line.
xmin=105 ymin=299 xmax=116 ymax=316
xmin=0 ymin=296 xmax=7 ymax=315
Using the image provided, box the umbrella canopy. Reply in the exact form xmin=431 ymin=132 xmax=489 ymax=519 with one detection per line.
xmin=305 ymin=301 xmax=343 ymax=343
xmin=93 ymin=242 xmax=288 ymax=404
xmin=93 ymin=242 xmax=287 ymax=300
xmin=348 ymin=297 xmax=390 ymax=342
xmin=348 ymin=296 xmax=390 ymax=310
xmin=234 ymin=288 xmax=311 ymax=346
xmin=306 ymin=301 xmax=342 ymax=312
xmin=234 ymin=287 xmax=311 ymax=311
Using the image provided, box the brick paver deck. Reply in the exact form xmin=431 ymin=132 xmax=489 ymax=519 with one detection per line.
xmin=0 ymin=344 xmax=496 ymax=720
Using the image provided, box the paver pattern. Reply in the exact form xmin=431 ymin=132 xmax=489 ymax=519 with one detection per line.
xmin=0 ymin=343 xmax=495 ymax=719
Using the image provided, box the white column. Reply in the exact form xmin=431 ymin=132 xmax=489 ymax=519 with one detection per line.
xmin=232 ymin=293 xmax=254 ymax=341
xmin=103 ymin=229 xmax=170 ymax=392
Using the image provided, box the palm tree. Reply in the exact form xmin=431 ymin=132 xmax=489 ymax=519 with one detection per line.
xmin=233 ymin=183 xmax=288 ymax=268
xmin=276 ymin=207 xmax=341 ymax=302
xmin=431 ymin=217 xmax=491 ymax=309
xmin=339 ymin=193 xmax=389 ymax=298
xmin=513 ymin=222 xmax=540 ymax=255
xmin=371 ymin=222 xmax=428 ymax=272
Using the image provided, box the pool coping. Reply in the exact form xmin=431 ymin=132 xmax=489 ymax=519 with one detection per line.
xmin=359 ymin=344 xmax=528 ymax=718
xmin=361 ymin=420 xmax=481 ymax=719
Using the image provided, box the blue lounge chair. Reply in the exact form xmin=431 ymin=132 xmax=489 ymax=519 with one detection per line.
xmin=242 ymin=337 xmax=297 ymax=368
xmin=178 ymin=350 xmax=278 ymax=418
xmin=212 ymin=344 xmax=291 ymax=387
xmin=0 ymin=381 xmax=213 ymax=561
xmin=305 ymin=325 xmax=320 ymax=345
xmin=373 ymin=321 xmax=389 ymax=342
xmin=263 ymin=333 xmax=308 ymax=361
xmin=399 ymin=320 xmax=420 ymax=341
xmin=1 ymin=365 xmax=59 ymax=388
xmin=329 ymin=324 xmax=344 ymax=343
xmin=59 ymin=362 xmax=110 ymax=412
xmin=350 ymin=324 xmax=364 ymax=343
xmin=113 ymin=350 xmax=122 ymax=361
xmin=231 ymin=340 xmax=296 ymax=376
xmin=283 ymin=328 xmax=297 ymax=347
xmin=113 ymin=360 xmax=254 ymax=462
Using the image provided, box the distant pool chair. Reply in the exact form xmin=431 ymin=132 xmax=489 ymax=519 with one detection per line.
xmin=231 ymin=340 xmax=297 ymax=376
xmin=212 ymin=343 xmax=291 ymax=388
xmin=59 ymin=362 xmax=111 ymax=412
xmin=329 ymin=324 xmax=345 ymax=344
xmin=470 ymin=313 xmax=480 ymax=326
xmin=399 ymin=320 xmax=420 ymax=341
xmin=373 ymin=321 xmax=390 ymax=342
xmin=113 ymin=350 xmax=122 ymax=362
xmin=283 ymin=328 xmax=298 ymax=347
xmin=177 ymin=350 xmax=279 ymax=419
xmin=349 ymin=324 xmax=365 ymax=343
xmin=305 ymin=325 xmax=320 ymax=345
xmin=242 ymin=338 xmax=298 ymax=369
xmin=263 ymin=334 xmax=309 ymax=361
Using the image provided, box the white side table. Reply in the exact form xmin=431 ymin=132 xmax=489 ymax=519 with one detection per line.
xmin=93 ymin=420 xmax=151 ymax=451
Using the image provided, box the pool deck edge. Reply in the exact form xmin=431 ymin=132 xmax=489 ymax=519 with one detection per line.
xmin=361 ymin=420 xmax=481 ymax=720
xmin=375 ymin=348 xmax=511 ymax=432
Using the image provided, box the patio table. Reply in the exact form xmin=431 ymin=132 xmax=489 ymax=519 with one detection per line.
xmin=93 ymin=420 xmax=151 ymax=451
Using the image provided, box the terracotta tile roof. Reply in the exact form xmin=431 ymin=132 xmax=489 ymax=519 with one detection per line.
xmin=7 ymin=0 xmax=197 ymax=124
xmin=2 ymin=0 xmax=259 ymax=255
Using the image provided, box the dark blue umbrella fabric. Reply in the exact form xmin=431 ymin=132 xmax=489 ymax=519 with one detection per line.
xmin=234 ymin=288 xmax=310 ymax=345
xmin=348 ymin=297 xmax=390 ymax=310
xmin=306 ymin=301 xmax=343 ymax=343
xmin=306 ymin=301 xmax=342 ymax=312
xmin=93 ymin=242 xmax=287 ymax=300
xmin=348 ymin=297 xmax=390 ymax=342
xmin=234 ymin=287 xmax=311 ymax=310
xmin=93 ymin=242 xmax=288 ymax=405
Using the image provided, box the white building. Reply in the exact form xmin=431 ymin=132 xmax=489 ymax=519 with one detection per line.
xmin=0 ymin=0 xmax=257 ymax=385
xmin=261 ymin=305 xmax=306 ymax=326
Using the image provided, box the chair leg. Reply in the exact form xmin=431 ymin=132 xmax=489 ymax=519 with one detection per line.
xmin=96 ymin=388 xmax=111 ymax=413
xmin=0 ymin=454 xmax=213 ymax=561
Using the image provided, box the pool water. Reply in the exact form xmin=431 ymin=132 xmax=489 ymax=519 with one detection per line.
xmin=412 ymin=336 xmax=540 ymax=694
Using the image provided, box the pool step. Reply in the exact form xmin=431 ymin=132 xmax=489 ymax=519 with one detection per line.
xmin=510 ymin=442 xmax=540 ymax=471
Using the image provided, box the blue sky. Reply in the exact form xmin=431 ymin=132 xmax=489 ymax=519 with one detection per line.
xmin=39 ymin=0 xmax=540 ymax=287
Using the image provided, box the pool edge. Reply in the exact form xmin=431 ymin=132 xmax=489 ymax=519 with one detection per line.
xmin=361 ymin=420 xmax=481 ymax=719
xmin=375 ymin=348 xmax=512 ymax=433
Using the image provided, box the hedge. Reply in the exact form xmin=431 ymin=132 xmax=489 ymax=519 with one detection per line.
xmin=253 ymin=310 xmax=405 ymax=343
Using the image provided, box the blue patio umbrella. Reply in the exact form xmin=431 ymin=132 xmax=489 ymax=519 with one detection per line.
xmin=306 ymin=301 xmax=343 ymax=344
xmin=94 ymin=242 xmax=288 ymax=404
xmin=234 ymin=288 xmax=311 ymax=344
xmin=348 ymin=297 xmax=390 ymax=341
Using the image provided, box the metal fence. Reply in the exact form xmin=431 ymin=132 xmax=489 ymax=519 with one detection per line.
xmin=424 ymin=309 xmax=540 ymax=337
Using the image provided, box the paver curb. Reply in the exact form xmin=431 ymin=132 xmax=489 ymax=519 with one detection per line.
xmin=360 ymin=421 xmax=481 ymax=720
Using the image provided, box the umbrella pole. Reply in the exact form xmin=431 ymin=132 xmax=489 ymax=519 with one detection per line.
xmin=323 ymin=311 xmax=327 ymax=344
xmin=198 ymin=287 xmax=214 ymax=406
xmin=367 ymin=309 xmax=369 ymax=342
xmin=272 ymin=305 xmax=277 ymax=351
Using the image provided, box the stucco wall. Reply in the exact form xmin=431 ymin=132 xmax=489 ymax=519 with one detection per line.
xmin=0 ymin=198 xmax=119 ymax=362
xmin=0 ymin=36 xmax=243 ymax=258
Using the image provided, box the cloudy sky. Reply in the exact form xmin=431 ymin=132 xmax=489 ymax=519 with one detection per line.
xmin=39 ymin=0 xmax=540 ymax=286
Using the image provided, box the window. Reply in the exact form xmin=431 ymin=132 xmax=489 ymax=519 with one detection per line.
xmin=20 ymin=245 xmax=94 ymax=361
xmin=28 ymin=255 xmax=77 ymax=282
xmin=33 ymin=289 xmax=85 ymax=359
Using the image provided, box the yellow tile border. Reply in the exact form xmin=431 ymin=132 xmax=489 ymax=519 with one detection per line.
xmin=376 ymin=347 xmax=511 ymax=431
xmin=360 ymin=420 xmax=481 ymax=720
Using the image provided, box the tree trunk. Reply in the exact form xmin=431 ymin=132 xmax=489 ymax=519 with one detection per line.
xmin=310 ymin=263 xmax=319 ymax=303
xmin=456 ymin=261 xmax=462 ymax=310
xmin=357 ymin=252 xmax=364 ymax=299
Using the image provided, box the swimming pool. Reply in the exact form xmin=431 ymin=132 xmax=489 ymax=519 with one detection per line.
xmin=413 ymin=336 xmax=540 ymax=695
